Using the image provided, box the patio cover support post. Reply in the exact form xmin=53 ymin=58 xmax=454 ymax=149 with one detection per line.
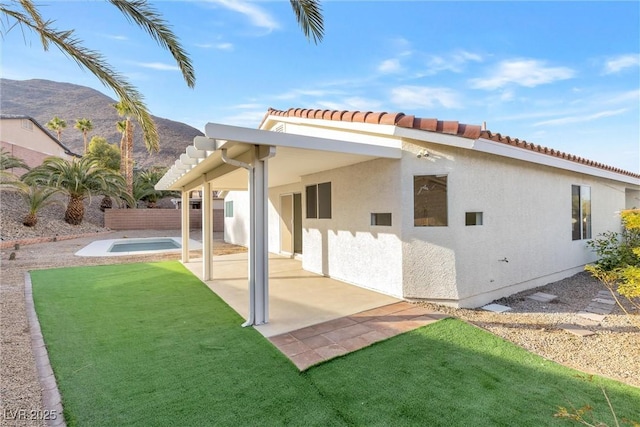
xmin=202 ymin=181 xmax=213 ymax=281
xmin=181 ymin=189 xmax=190 ymax=263
xmin=250 ymin=146 xmax=272 ymax=326
xmin=221 ymin=145 xmax=275 ymax=327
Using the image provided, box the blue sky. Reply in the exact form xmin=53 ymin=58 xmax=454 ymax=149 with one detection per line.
xmin=2 ymin=1 xmax=639 ymax=173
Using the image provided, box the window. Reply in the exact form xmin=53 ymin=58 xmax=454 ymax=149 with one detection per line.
xmin=465 ymin=212 xmax=483 ymax=226
xmin=306 ymin=182 xmax=332 ymax=219
xmin=371 ymin=213 xmax=392 ymax=226
xmin=572 ymin=185 xmax=591 ymax=240
xmin=225 ymin=201 xmax=234 ymax=218
xmin=414 ymin=175 xmax=448 ymax=226
xmin=21 ymin=119 xmax=33 ymax=131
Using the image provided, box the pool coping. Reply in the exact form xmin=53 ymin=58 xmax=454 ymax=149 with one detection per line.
xmin=74 ymin=237 xmax=202 ymax=257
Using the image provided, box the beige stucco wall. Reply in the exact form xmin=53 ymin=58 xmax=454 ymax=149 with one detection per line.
xmin=222 ymin=134 xmax=637 ymax=308
xmin=626 ymin=189 xmax=640 ymax=209
xmin=300 ymin=158 xmax=404 ymax=297
xmin=0 ymin=118 xmax=72 ymax=169
xmin=224 ymin=157 xmax=405 ymax=298
xmin=223 ymin=191 xmax=250 ymax=246
xmin=400 ymin=139 xmax=630 ymax=307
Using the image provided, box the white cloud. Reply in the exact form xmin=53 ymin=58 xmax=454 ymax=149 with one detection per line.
xmin=423 ymin=50 xmax=483 ymax=75
xmin=106 ymin=34 xmax=128 ymax=41
xmin=315 ymin=97 xmax=382 ymax=111
xmin=470 ymin=59 xmax=575 ymax=89
xmin=342 ymin=97 xmax=383 ymax=110
xmin=219 ymin=109 xmax=268 ymax=127
xmin=533 ymin=108 xmax=628 ymax=126
xmin=378 ymin=58 xmax=402 ymax=74
xmin=275 ymin=88 xmax=344 ymax=101
xmin=390 ymin=86 xmax=461 ymax=109
xmin=604 ymin=54 xmax=640 ymax=74
xmin=205 ymin=0 xmax=279 ymax=32
xmin=499 ymin=89 xmax=515 ymax=101
xmin=135 ymin=62 xmax=181 ymax=71
xmin=603 ymin=89 xmax=640 ymax=105
xmin=196 ymin=42 xmax=234 ymax=51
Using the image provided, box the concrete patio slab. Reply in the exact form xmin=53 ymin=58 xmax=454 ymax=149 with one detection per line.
xmin=183 ymin=252 xmax=400 ymax=337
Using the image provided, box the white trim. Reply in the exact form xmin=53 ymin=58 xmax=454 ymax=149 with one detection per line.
xmin=394 ymin=126 xmax=475 ymax=149
xmin=206 ymin=123 xmax=401 ymax=159
xmin=474 ymin=138 xmax=640 ymax=185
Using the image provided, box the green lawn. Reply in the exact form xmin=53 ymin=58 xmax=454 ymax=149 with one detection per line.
xmin=31 ymin=262 xmax=640 ymax=426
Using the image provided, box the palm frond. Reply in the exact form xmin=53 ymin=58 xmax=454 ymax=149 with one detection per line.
xmin=107 ymin=0 xmax=195 ymax=88
xmin=289 ymin=0 xmax=324 ymax=44
xmin=16 ymin=0 xmax=49 ymax=48
xmin=1 ymin=6 xmax=159 ymax=152
xmin=22 ymin=157 xmax=130 ymax=202
xmin=0 ymin=148 xmax=29 ymax=171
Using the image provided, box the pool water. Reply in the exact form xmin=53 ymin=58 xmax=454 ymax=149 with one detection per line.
xmin=109 ymin=239 xmax=180 ymax=253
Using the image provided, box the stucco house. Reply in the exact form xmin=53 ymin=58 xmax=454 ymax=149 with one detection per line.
xmin=156 ymin=107 xmax=640 ymax=325
xmin=0 ymin=114 xmax=78 ymax=174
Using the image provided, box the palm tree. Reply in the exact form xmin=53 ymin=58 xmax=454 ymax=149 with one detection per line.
xmin=86 ymin=135 xmax=122 ymax=210
xmin=22 ymin=156 xmax=132 ymax=225
xmin=13 ymin=182 xmax=62 ymax=227
xmin=1 ymin=1 xmax=323 ymax=151
xmin=46 ymin=116 xmax=67 ymax=140
xmin=114 ymin=103 xmax=134 ymax=195
xmin=74 ymin=118 xmax=93 ymax=154
xmin=134 ymin=168 xmax=176 ymax=208
xmin=116 ymin=120 xmax=127 ymax=174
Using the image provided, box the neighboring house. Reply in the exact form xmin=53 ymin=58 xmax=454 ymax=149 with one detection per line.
xmin=156 ymin=107 xmax=640 ymax=324
xmin=0 ymin=114 xmax=78 ymax=174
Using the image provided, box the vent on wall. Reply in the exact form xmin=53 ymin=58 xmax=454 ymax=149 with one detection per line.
xmin=273 ymin=123 xmax=285 ymax=133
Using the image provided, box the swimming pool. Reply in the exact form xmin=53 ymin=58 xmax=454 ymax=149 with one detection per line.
xmin=109 ymin=239 xmax=180 ymax=253
xmin=75 ymin=237 xmax=202 ymax=257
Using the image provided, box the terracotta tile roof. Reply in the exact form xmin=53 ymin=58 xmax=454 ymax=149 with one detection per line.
xmin=262 ymin=108 xmax=639 ymax=179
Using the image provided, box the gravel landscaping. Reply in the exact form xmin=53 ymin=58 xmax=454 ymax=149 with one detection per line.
xmin=0 ymin=189 xmax=638 ymax=426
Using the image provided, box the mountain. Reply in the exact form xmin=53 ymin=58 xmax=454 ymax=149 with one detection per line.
xmin=0 ymin=78 xmax=204 ymax=169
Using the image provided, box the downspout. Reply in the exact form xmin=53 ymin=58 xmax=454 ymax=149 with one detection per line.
xmin=221 ymin=148 xmax=252 ymax=171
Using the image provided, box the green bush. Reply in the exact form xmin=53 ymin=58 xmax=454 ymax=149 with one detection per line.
xmin=586 ymin=209 xmax=640 ymax=327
